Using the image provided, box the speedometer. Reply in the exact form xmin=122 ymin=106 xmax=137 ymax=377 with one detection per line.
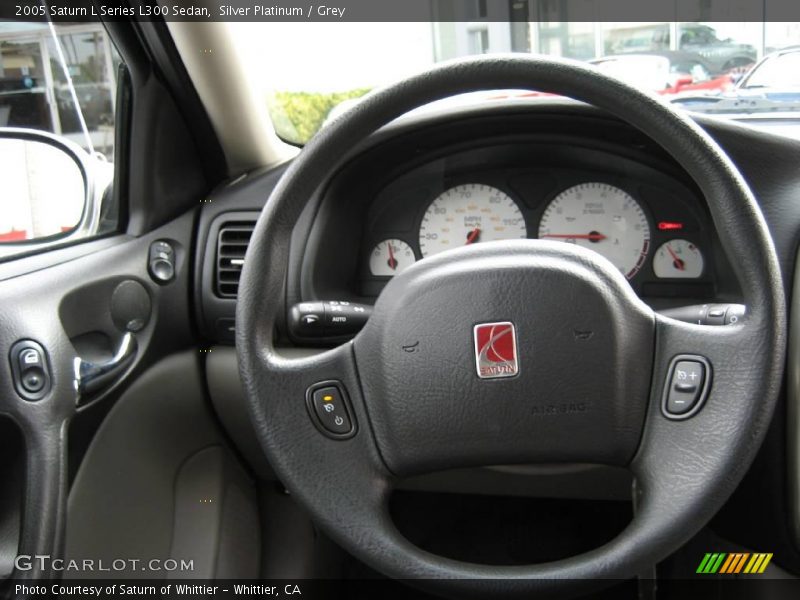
xmin=419 ymin=184 xmax=527 ymax=258
xmin=538 ymin=183 xmax=650 ymax=279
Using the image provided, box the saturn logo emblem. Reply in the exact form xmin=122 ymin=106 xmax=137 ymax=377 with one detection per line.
xmin=473 ymin=322 xmax=519 ymax=379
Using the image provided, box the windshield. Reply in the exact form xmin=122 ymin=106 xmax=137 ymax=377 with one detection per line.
xmin=233 ymin=21 xmax=800 ymax=145
xmin=590 ymin=56 xmax=672 ymax=91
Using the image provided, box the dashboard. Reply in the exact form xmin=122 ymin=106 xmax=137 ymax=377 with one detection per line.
xmin=303 ymin=114 xmax=733 ymax=308
xmin=194 ymin=105 xmax=790 ymax=344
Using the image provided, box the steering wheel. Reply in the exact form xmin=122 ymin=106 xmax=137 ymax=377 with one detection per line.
xmin=237 ymin=56 xmax=785 ymax=596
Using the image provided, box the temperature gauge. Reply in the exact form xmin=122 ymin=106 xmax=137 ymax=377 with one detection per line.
xmin=369 ymin=239 xmax=416 ymax=277
xmin=653 ymin=239 xmax=704 ymax=279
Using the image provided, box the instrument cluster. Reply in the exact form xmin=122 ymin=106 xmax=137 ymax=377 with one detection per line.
xmin=357 ymin=162 xmax=715 ymax=300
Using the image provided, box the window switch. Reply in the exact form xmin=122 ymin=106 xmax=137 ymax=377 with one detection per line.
xmin=9 ymin=340 xmax=51 ymax=401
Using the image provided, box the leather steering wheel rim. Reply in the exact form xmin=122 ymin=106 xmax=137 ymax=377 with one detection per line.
xmin=237 ymin=55 xmax=786 ymax=596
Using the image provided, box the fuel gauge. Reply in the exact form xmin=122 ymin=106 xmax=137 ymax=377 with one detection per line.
xmin=653 ymin=239 xmax=704 ymax=279
xmin=369 ymin=239 xmax=416 ymax=277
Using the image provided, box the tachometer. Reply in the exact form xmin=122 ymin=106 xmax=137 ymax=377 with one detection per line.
xmin=538 ymin=183 xmax=650 ymax=279
xmin=419 ymin=184 xmax=527 ymax=258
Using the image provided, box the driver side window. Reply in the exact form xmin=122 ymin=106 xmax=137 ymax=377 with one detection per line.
xmin=0 ymin=22 xmax=121 ymax=258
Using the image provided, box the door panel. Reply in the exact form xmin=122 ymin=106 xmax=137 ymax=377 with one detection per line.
xmin=0 ymin=210 xmax=198 ymax=580
xmin=65 ymin=351 xmax=259 ymax=580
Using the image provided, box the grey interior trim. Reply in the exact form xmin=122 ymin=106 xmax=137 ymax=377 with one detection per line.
xmin=257 ymin=483 xmax=345 ymax=580
xmin=65 ymin=351 xmax=255 ymax=580
xmin=167 ymin=446 xmax=260 ymax=580
xmin=205 ymin=347 xmax=274 ymax=480
xmin=205 ymin=346 xmax=321 ymax=480
xmin=788 ymin=245 xmax=800 ymax=546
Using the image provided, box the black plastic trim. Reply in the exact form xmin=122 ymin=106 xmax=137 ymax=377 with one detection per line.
xmin=125 ymin=16 xmax=227 ymax=182
xmin=192 ymin=162 xmax=293 ymax=343
xmin=199 ymin=211 xmax=261 ymax=343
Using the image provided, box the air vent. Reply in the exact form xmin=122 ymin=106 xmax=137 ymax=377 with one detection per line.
xmin=216 ymin=221 xmax=255 ymax=298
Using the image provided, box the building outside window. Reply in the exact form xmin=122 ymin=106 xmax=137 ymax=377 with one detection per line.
xmin=0 ymin=22 xmax=119 ymax=160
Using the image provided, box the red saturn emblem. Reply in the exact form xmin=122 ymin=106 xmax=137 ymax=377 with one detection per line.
xmin=473 ymin=322 xmax=519 ymax=379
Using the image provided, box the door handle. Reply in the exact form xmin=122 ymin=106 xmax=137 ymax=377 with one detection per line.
xmin=73 ymin=332 xmax=137 ymax=400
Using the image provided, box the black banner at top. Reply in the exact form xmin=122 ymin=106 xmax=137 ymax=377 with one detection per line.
xmin=3 ymin=0 xmax=800 ymax=23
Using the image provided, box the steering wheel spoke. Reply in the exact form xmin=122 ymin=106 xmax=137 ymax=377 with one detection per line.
xmin=238 ymin=337 xmax=394 ymax=540
xmin=630 ymin=313 xmax=781 ymax=541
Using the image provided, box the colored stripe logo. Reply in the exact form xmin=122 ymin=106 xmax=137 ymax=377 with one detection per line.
xmin=696 ymin=552 xmax=773 ymax=574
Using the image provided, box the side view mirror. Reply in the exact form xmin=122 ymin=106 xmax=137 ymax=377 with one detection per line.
xmin=0 ymin=128 xmax=112 ymax=259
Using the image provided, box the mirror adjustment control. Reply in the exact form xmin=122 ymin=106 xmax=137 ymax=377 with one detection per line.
xmin=9 ymin=340 xmax=51 ymax=401
xmin=306 ymin=381 xmax=356 ymax=439
xmin=662 ymin=355 xmax=712 ymax=419
xmin=148 ymin=240 xmax=176 ymax=284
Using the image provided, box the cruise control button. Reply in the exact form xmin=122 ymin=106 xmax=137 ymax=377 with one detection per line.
xmin=673 ymin=382 xmax=697 ymax=394
xmin=663 ymin=356 xmax=711 ymax=418
xmin=312 ymin=387 xmax=352 ymax=434
xmin=705 ymin=305 xmax=727 ymax=326
xmin=306 ymin=382 xmax=355 ymax=438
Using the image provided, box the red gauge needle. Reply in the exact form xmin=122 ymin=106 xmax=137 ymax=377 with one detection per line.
xmin=542 ymin=232 xmax=607 ymax=242
xmin=465 ymin=227 xmax=481 ymax=245
xmin=386 ymin=242 xmax=398 ymax=270
xmin=665 ymin=244 xmax=685 ymax=271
